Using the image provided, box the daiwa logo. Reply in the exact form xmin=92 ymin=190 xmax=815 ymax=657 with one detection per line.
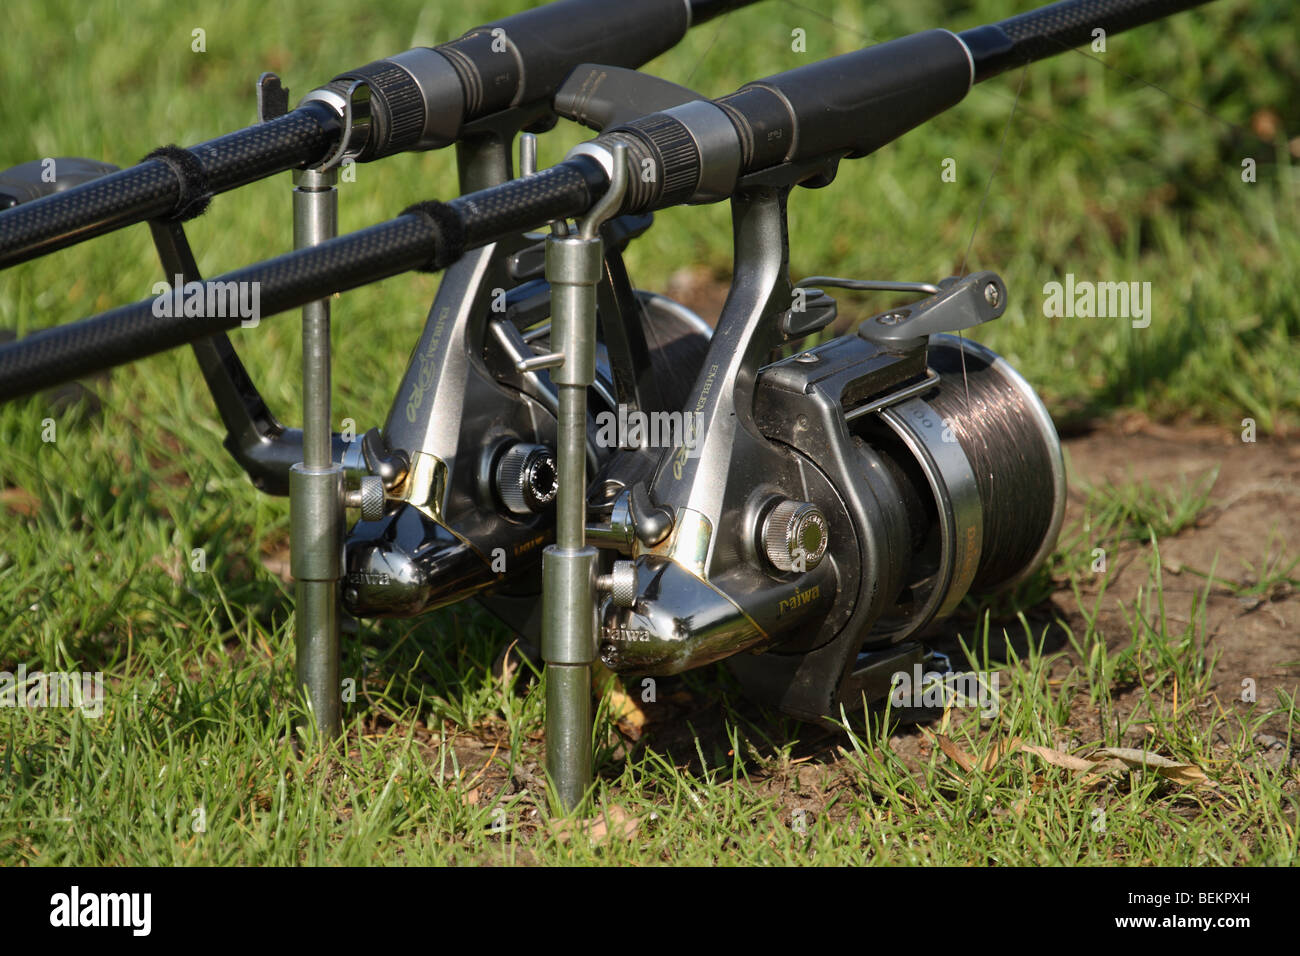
xmin=49 ymin=886 xmax=151 ymax=936
xmin=151 ymin=274 xmax=260 ymax=328
xmin=404 ymin=308 xmax=449 ymax=424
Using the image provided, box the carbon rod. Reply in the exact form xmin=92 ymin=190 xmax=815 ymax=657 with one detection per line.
xmin=960 ymin=0 xmax=1213 ymax=82
xmin=0 ymin=0 xmax=1214 ymax=402
xmin=0 ymin=0 xmax=760 ymax=270
xmin=0 ymin=158 xmax=606 ymax=402
xmin=0 ymin=104 xmax=340 ymax=269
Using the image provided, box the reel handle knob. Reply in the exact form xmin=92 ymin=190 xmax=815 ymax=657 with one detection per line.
xmin=599 ymin=560 xmax=638 ymax=608
xmin=346 ymin=475 xmax=386 ymax=522
xmin=496 ymin=442 xmax=559 ymax=515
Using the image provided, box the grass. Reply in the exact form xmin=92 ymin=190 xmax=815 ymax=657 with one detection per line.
xmin=1 ymin=0 xmax=1298 ymax=864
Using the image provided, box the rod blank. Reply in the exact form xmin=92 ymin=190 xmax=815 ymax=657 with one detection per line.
xmin=960 ymin=0 xmax=1213 ymax=82
xmin=0 ymin=158 xmax=605 ymax=403
xmin=0 ymin=105 xmax=341 ymax=270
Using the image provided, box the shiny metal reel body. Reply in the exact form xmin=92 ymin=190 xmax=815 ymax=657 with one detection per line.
xmin=341 ymin=133 xmax=712 ymax=636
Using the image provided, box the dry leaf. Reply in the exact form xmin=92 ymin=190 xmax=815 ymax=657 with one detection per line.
xmin=1090 ymin=747 xmax=1214 ymax=786
xmin=1085 ymin=758 xmax=1133 ymax=775
xmin=551 ymin=804 xmax=639 ymax=845
xmin=604 ymin=685 xmax=648 ymax=729
xmin=1 ymin=487 xmax=40 ymax=516
xmin=926 ymin=734 xmax=1214 ymax=789
xmin=461 ymin=787 xmax=480 ymax=806
xmin=1019 ymin=743 xmax=1096 ymax=772
xmin=593 ymin=666 xmax=648 ymax=738
xmin=981 ymin=736 xmax=1022 ymax=772
xmin=924 ymin=732 xmax=1023 ymax=774
xmin=929 ymin=732 xmax=975 ymax=772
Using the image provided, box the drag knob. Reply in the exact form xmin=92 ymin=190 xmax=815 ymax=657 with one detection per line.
xmin=763 ymin=499 xmax=828 ymax=572
xmin=495 ymin=442 xmax=559 ymax=515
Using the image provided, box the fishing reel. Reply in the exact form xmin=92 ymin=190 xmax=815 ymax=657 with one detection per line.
xmin=340 ymin=205 xmax=712 ymax=635
xmin=590 ymin=185 xmax=1065 ymax=721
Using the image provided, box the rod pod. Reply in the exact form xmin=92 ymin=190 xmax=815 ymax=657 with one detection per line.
xmin=537 ymin=145 xmax=628 ymax=813
xmin=289 ymin=164 xmax=344 ymax=741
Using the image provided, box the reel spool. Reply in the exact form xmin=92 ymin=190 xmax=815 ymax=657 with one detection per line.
xmin=719 ymin=324 xmax=1066 ymax=720
xmin=850 ymin=333 xmax=1066 ymax=648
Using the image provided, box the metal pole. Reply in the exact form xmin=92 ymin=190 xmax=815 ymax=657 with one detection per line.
xmin=540 ymin=144 xmax=627 ymax=813
xmin=290 ymin=164 xmax=342 ymax=740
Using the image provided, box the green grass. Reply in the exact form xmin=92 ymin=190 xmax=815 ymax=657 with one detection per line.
xmin=1 ymin=0 xmax=1298 ymax=864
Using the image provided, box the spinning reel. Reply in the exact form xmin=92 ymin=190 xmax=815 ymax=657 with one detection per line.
xmin=590 ymin=190 xmax=1066 ymax=720
xmin=0 ymin=0 xmax=732 ymax=712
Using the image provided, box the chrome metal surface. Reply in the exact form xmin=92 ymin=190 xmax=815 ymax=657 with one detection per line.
xmin=519 ymin=132 xmax=537 ymax=177
xmin=600 ymin=560 xmax=638 ymax=608
xmin=795 ymin=276 xmax=942 ymax=295
xmin=873 ymin=396 xmax=983 ymax=638
xmin=346 ymin=474 xmax=386 ymax=522
xmin=762 ymin=499 xmax=828 ymax=572
xmin=495 ymin=442 xmax=558 ymax=515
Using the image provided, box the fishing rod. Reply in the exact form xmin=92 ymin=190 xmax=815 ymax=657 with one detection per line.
xmin=0 ymin=0 xmax=750 ymax=270
xmin=0 ymin=0 xmax=1213 ymax=403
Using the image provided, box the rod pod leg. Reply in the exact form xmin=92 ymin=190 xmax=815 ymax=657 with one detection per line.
xmin=540 ymin=145 xmax=628 ymax=813
xmin=541 ymin=232 xmax=601 ymax=812
xmin=290 ymin=165 xmax=343 ymax=741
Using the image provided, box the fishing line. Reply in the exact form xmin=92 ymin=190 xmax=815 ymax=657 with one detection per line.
xmin=955 ymin=63 xmax=1028 ymax=407
xmin=927 ymin=338 xmax=1058 ymax=592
